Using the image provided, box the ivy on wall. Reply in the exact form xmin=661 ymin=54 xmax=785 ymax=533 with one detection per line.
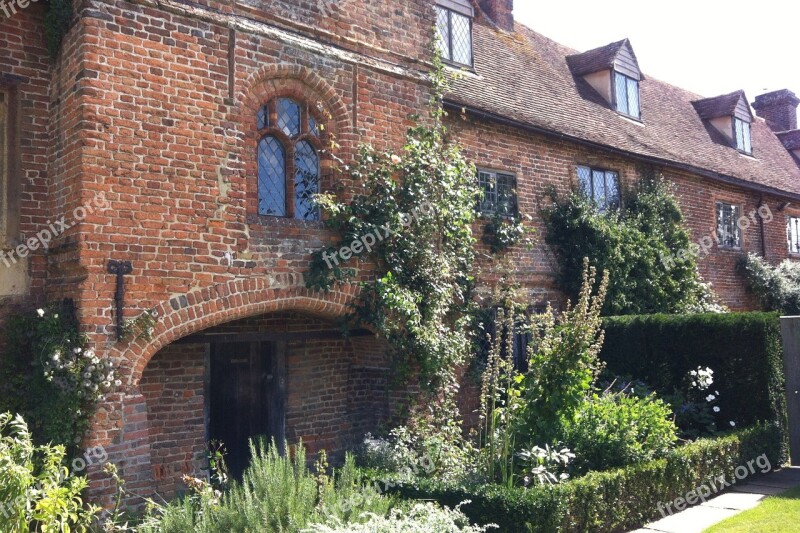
xmin=305 ymin=55 xmax=479 ymax=388
xmin=44 ymin=0 xmax=73 ymax=59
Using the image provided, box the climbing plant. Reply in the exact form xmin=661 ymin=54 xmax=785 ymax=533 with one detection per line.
xmin=305 ymin=53 xmax=479 ymax=388
xmin=44 ymin=0 xmax=73 ymax=59
xmin=1 ymin=301 xmax=118 ymax=455
xmin=541 ymin=169 xmax=725 ymax=316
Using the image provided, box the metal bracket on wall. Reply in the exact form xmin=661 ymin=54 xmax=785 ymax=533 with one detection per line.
xmin=107 ymin=260 xmax=133 ymax=341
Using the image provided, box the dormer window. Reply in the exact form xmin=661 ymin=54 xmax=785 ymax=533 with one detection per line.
xmin=614 ymin=72 xmax=640 ymax=119
xmin=734 ymin=117 xmax=752 ymax=154
xmin=692 ymin=91 xmax=754 ymax=155
xmin=567 ymin=39 xmax=644 ymax=121
xmin=435 ymin=0 xmax=473 ymax=67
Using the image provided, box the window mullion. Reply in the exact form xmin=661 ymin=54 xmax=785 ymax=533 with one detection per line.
xmin=287 ymin=142 xmax=296 ymax=219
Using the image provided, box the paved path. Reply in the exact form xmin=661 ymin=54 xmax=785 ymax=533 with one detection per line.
xmin=630 ymin=467 xmax=800 ymax=533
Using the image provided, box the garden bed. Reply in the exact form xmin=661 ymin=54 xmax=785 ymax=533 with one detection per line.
xmin=386 ymin=424 xmax=782 ymax=533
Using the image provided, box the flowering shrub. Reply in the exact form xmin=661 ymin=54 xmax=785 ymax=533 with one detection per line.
xmin=306 ymin=502 xmax=497 ymax=532
xmin=663 ymin=366 xmax=726 ymax=439
xmin=740 ymin=253 xmax=800 ymax=314
xmin=121 ymin=308 xmax=160 ymax=342
xmin=2 ymin=302 xmax=117 ymax=451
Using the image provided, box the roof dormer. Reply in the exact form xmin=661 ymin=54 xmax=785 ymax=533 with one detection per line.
xmin=567 ymin=39 xmax=644 ymax=120
xmin=692 ymin=91 xmax=753 ymax=154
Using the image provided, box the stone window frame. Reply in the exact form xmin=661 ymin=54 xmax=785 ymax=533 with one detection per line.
xmin=0 ymin=77 xmax=20 ymax=249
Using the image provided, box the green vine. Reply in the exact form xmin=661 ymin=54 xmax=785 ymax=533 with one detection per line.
xmin=305 ymin=52 xmax=479 ymax=388
xmin=121 ymin=308 xmax=159 ymax=343
xmin=2 ymin=301 xmax=118 ymax=454
xmin=44 ymin=0 xmax=73 ymax=59
xmin=482 ymin=213 xmax=532 ymax=253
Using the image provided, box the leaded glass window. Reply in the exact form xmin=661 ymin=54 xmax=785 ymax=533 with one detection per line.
xmin=716 ymin=201 xmax=742 ymax=249
xmin=614 ymin=72 xmax=640 ymax=119
xmin=478 ymin=170 xmax=517 ymax=217
xmin=734 ymin=118 xmax=752 ymax=154
xmin=256 ymin=97 xmax=321 ymax=220
xmin=577 ymin=166 xmax=620 ymax=211
xmin=788 ymin=216 xmax=800 ymax=254
xmin=435 ymin=6 xmax=473 ymax=67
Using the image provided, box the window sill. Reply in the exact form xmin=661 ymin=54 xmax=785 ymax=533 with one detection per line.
xmin=716 ymin=245 xmax=742 ymax=252
xmin=247 ymin=214 xmax=325 ymax=230
xmin=617 ymin=113 xmax=644 ymax=126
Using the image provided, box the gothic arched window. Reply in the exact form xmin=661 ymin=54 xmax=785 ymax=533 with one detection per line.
xmin=257 ymin=97 xmax=321 ymax=220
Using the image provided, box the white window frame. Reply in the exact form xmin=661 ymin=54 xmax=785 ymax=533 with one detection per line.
xmin=716 ymin=201 xmax=742 ymax=249
xmin=788 ymin=216 xmax=800 ymax=255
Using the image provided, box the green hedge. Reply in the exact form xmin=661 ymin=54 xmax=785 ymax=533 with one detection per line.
xmin=600 ymin=312 xmax=786 ymax=440
xmin=388 ymin=424 xmax=782 ymax=532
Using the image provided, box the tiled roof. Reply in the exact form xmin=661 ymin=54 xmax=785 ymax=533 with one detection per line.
xmin=692 ymin=91 xmax=749 ymax=120
xmin=446 ymin=21 xmax=800 ymax=197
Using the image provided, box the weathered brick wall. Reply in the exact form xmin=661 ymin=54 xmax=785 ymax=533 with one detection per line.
xmin=447 ymin=112 xmax=794 ymax=310
xmin=0 ymin=5 xmax=52 ymax=323
xmin=137 ymin=312 xmax=395 ymax=501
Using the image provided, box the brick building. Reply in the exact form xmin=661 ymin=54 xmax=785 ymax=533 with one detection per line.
xmin=1 ymin=0 xmax=799 ymax=504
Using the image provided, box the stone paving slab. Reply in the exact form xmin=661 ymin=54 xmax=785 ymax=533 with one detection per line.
xmin=630 ymin=467 xmax=800 ymax=533
xmin=699 ymin=491 xmax=766 ymax=511
xmin=641 ymin=506 xmax=740 ymax=533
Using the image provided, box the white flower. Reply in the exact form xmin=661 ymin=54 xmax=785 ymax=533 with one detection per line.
xmin=51 ymin=352 xmax=60 ymax=362
xmin=713 ymin=406 xmax=721 ymax=412
xmin=706 ymin=394 xmax=716 ymax=402
xmin=37 ymin=309 xmax=45 ymax=317
xmin=83 ymin=372 xmax=92 ymax=379
xmin=390 ymin=154 xmax=402 ymax=165
xmin=85 ymin=350 xmax=95 ymax=358
xmin=715 ymin=390 xmax=720 ymax=395
xmin=73 ymin=347 xmax=82 ymax=354
xmin=54 ymin=314 xmax=58 ymax=319
xmin=114 ymin=380 xmax=122 ymax=387
xmin=729 ymin=421 xmax=736 ymax=427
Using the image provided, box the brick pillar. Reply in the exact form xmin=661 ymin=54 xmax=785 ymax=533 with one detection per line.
xmin=753 ymin=89 xmax=800 ymax=132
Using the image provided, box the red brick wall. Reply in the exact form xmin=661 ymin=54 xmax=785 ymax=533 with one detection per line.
xmin=447 ymin=113 xmax=796 ymax=310
xmin=134 ymin=312 xmax=396 ymax=501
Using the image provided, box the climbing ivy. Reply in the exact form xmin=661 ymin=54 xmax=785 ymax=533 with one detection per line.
xmin=44 ymin=0 xmax=73 ymax=59
xmin=306 ymin=54 xmax=479 ymax=388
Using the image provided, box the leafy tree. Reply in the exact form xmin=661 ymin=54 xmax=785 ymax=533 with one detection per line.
xmin=541 ymin=171 xmax=723 ymax=315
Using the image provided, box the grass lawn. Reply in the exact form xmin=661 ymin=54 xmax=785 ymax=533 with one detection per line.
xmin=704 ymin=487 xmax=800 ymax=532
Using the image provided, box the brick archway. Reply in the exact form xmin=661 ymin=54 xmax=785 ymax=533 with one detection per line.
xmin=110 ymin=278 xmax=360 ymax=387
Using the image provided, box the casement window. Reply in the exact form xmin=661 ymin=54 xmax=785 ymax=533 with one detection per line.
xmin=478 ymin=170 xmax=517 ymax=217
xmin=716 ymin=201 xmax=742 ymax=249
xmin=788 ymin=216 xmax=800 ymax=254
xmin=477 ymin=308 xmax=530 ymax=373
xmin=577 ymin=165 xmax=620 ymax=211
xmin=614 ymin=71 xmax=640 ymax=119
xmin=435 ymin=2 xmax=473 ymax=67
xmin=257 ymin=97 xmax=321 ymax=221
xmin=734 ymin=117 xmax=752 ymax=154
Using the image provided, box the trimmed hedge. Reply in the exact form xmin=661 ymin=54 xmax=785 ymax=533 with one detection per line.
xmin=388 ymin=424 xmax=782 ymax=532
xmin=600 ymin=312 xmax=786 ymax=441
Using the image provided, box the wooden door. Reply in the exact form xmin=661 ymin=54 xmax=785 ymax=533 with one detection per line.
xmin=209 ymin=341 xmax=286 ymax=479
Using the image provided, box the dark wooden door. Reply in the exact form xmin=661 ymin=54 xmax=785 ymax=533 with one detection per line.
xmin=209 ymin=342 xmax=285 ymax=479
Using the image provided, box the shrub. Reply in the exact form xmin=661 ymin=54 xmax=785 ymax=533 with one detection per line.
xmin=140 ymin=439 xmax=393 ymax=533
xmin=564 ymin=392 xmax=678 ymax=474
xmin=0 ymin=413 xmax=99 ymax=532
xmin=541 ymin=172 xmax=723 ymax=315
xmin=740 ymin=253 xmax=800 ymax=314
xmin=387 ymin=424 xmax=782 ymax=533
xmin=599 ymin=312 xmax=787 ymax=453
xmin=306 ymin=502 xmax=497 ymax=532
